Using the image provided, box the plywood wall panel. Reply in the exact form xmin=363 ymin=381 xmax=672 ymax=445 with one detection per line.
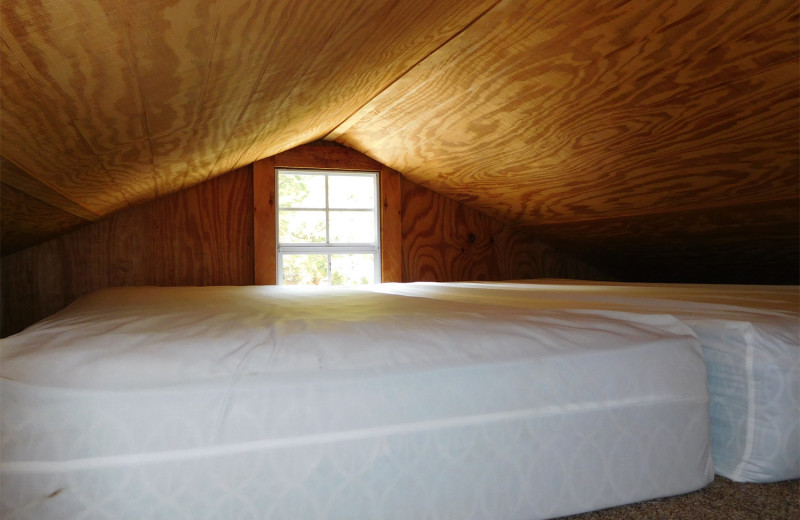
xmin=0 ymin=240 xmax=72 ymax=339
xmin=1 ymin=165 xmax=253 ymax=337
xmin=491 ymin=228 xmax=609 ymax=282
xmin=401 ymin=177 xmax=605 ymax=283
xmin=275 ymin=144 xmax=383 ymax=171
xmin=402 ymin=178 xmax=499 ymax=282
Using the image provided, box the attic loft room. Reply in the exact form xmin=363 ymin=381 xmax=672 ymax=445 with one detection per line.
xmin=1 ymin=0 xmax=798 ymax=518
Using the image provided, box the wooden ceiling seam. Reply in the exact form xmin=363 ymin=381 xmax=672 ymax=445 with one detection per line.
xmin=0 ymin=27 xmax=64 ymax=119
xmin=204 ymin=3 xmax=306 ymax=181
xmin=248 ymin=4 xmax=355 ymax=159
xmin=180 ymin=1 xmax=222 ymax=191
xmin=203 ymin=2 xmax=502 ymax=181
xmin=0 ymin=181 xmax=95 ymax=226
xmin=111 ymin=1 xmax=159 ymax=199
xmin=0 ymin=157 xmax=102 ymax=222
xmin=332 ymin=0 xmax=799 ymax=226
xmin=0 ymin=181 xmax=91 ymax=220
xmin=335 ymin=3 xmax=798 ymax=149
xmin=0 ymin=182 xmax=93 ymax=256
xmin=324 ymin=0 xmax=506 ymax=142
xmin=0 ymin=181 xmax=100 ymax=223
xmin=1 ymin=14 xmax=134 ymax=212
xmin=173 ymin=1 xmax=299 ymax=189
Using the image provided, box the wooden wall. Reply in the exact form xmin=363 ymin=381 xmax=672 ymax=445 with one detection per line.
xmin=1 ymin=146 xmax=604 ymax=337
xmin=1 ymin=166 xmax=253 ymax=337
xmin=401 ymin=179 xmax=605 ymax=282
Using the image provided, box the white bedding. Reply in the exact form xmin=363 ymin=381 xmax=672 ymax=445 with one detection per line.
xmin=0 ymin=285 xmax=713 ymax=519
xmin=378 ymin=280 xmax=800 ymax=483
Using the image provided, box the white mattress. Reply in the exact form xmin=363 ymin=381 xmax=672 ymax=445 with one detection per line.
xmin=379 ymin=280 xmax=800 ymax=483
xmin=0 ymin=285 xmax=713 ymax=519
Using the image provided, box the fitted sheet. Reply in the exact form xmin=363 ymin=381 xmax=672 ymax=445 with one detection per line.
xmin=0 ymin=285 xmax=712 ymax=519
xmin=378 ymin=280 xmax=800 ymax=483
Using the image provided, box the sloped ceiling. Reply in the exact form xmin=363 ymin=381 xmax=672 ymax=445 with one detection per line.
xmin=2 ymin=0 xmax=798 ymax=282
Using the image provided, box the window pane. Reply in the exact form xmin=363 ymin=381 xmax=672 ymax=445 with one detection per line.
xmin=281 ymin=254 xmax=328 ymax=285
xmin=279 ymin=210 xmax=326 ymax=243
xmin=329 ymin=211 xmax=375 ymax=243
xmin=331 ymin=254 xmax=375 ymax=285
xmin=328 ymin=175 xmax=375 ymax=209
xmin=279 ymin=173 xmax=325 ymax=208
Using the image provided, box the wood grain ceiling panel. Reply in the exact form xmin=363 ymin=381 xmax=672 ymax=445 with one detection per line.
xmin=210 ymin=0 xmax=500 ymax=176
xmin=102 ymin=0 xmax=194 ymax=199
xmin=1 ymin=0 xmax=497 ymax=252
xmin=335 ymin=0 xmax=799 ymax=226
xmin=137 ymin=0 xmax=283 ymax=192
xmin=1 ymin=2 xmax=142 ymax=211
xmin=1 ymin=0 xmax=145 ymax=154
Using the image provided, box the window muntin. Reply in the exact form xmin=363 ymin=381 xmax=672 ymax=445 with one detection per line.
xmin=276 ymin=169 xmax=380 ymax=285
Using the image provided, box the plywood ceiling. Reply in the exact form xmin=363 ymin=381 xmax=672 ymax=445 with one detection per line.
xmin=2 ymin=0 xmax=798 ymax=281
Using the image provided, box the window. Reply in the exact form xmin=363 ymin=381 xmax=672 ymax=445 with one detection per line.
xmin=276 ymin=169 xmax=380 ymax=285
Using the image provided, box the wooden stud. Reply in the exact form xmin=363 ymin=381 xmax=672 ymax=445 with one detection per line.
xmin=253 ymin=157 xmax=277 ymax=285
xmin=380 ymin=165 xmax=402 ymax=282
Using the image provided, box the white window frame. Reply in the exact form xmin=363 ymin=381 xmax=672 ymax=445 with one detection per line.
xmin=276 ymin=168 xmax=381 ymax=285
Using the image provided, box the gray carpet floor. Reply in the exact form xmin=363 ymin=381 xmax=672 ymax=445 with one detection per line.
xmin=557 ymin=476 xmax=799 ymax=519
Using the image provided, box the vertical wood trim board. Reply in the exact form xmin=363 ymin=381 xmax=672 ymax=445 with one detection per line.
xmin=380 ymin=165 xmax=403 ymax=282
xmin=253 ymin=157 xmax=277 ymax=285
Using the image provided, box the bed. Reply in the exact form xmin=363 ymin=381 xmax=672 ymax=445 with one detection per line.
xmin=377 ymin=280 xmax=800 ymax=484
xmin=1 ymin=284 xmax=714 ymax=519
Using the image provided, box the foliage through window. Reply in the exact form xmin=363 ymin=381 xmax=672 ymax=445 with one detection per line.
xmin=277 ymin=169 xmax=380 ymax=285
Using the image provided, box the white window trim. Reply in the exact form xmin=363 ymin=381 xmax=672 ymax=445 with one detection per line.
xmin=276 ymin=168 xmax=381 ymax=285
